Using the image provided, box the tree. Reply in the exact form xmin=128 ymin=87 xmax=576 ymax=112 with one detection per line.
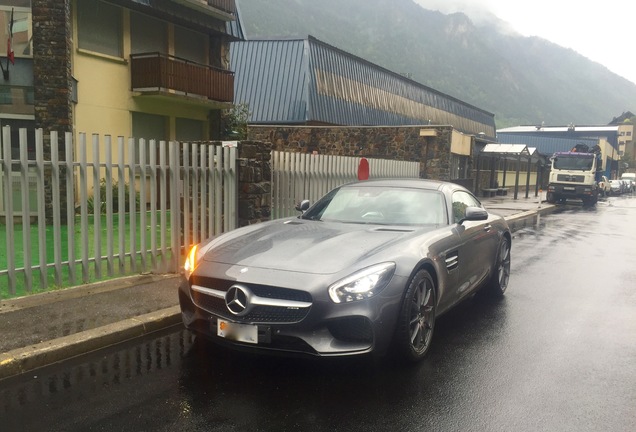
xmin=220 ymin=103 xmax=250 ymax=140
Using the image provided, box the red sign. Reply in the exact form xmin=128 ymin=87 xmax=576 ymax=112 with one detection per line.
xmin=358 ymin=158 xmax=369 ymax=180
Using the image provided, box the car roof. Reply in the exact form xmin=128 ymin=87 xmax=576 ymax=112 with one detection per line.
xmin=341 ymin=178 xmax=463 ymax=192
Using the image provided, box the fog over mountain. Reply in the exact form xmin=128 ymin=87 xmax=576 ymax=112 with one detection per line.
xmin=237 ymin=0 xmax=636 ymax=127
xmin=413 ymin=0 xmax=509 ymax=26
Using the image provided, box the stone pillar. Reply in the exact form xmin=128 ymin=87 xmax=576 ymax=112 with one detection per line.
xmin=237 ymin=141 xmax=272 ymax=226
xmin=32 ymin=0 xmax=74 ymax=223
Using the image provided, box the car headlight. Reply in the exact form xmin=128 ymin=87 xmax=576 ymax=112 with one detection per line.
xmin=184 ymin=244 xmax=199 ymax=280
xmin=328 ymin=262 xmax=396 ymax=303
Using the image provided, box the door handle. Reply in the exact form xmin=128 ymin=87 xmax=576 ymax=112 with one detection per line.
xmin=483 ymin=224 xmax=492 ymax=231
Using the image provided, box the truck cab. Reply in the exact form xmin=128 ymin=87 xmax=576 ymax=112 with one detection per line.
xmin=547 ymin=151 xmax=600 ymax=206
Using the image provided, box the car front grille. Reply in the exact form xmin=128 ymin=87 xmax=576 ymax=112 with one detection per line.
xmin=190 ymin=276 xmax=313 ymax=324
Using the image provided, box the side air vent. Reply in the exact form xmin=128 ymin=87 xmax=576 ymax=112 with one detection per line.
xmin=445 ymin=252 xmax=459 ymax=272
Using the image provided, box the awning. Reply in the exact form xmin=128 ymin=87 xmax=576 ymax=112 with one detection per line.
xmin=480 ymin=143 xmax=544 ymax=162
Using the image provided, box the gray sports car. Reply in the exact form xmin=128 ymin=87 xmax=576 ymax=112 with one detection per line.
xmin=179 ymin=179 xmax=511 ymax=362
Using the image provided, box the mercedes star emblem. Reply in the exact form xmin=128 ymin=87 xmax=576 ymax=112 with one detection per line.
xmin=225 ymin=285 xmax=250 ymax=316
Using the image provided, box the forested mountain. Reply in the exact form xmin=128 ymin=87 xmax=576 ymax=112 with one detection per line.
xmin=236 ymin=0 xmax=636 ymax=128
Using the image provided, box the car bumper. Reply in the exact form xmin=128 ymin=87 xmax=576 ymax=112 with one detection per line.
xmin=548 ymin=183 xmax=596 ymax=196
xmin=178 ymin=272 xmax=408 ymax=358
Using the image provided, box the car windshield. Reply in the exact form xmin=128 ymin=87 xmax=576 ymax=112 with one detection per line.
xmin=301 ymin=186 xmax=447 ymax=225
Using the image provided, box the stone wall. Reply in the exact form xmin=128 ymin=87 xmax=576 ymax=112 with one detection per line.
xmin=32 ymin=0 xmax=73 ymax=223
xmin=32 ymin=0 xmax=73 ymax=132
xmin=248 ymin=125 xmax=455 ymax=181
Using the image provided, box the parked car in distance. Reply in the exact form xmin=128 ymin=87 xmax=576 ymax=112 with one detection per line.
xmin=609 ymin=180 xmax=623 ymax=195
xmin=598 ymin=176 xmax=611 ymax=197
xmin=620 ymin=172 xmax=636 ymax=184
xmin=179 ymin=179 xmax=512 ymax=363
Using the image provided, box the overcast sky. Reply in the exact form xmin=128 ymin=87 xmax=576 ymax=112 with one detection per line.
xmin=414 ymin=0 xmax=636 ymax=85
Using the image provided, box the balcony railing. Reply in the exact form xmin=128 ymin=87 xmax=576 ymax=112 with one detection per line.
xmin=171 ymin=0 xmax=237 ymax=18
xmin=130 ymin=53 xmax=234 ymax=103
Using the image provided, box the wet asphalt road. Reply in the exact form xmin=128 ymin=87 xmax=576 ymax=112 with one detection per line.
xmin=1 ymin=195 xmax=635 ymax=432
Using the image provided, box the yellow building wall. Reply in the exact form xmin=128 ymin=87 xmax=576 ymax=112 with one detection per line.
xmin=498 ymin=171 xmax=539 ymax=188
xmin=71 ymin=5 xmax=212 ymax=161
xmin=69 ymin=4 xmax=215 ymax=194
xmin=73 ymin=54 xmax=132 ymax=139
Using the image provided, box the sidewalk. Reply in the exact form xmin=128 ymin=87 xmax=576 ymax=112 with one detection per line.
xmin=0 ymin=193 xmax=554 ymax=380
xmin=481 ymin=190 xmax=548 ymax=220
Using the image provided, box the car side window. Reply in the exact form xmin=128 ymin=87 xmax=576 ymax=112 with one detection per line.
xmin=451 ymin=191 xmax=482 ymax=223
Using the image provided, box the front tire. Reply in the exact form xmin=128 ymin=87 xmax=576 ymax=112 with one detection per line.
xmin=487 ymin=238 xmax=511 ymax=297
xmin=546 ymin=192 xmax=556 ymax=204
xmin=394 ymin=269 xmax=436 ymax=363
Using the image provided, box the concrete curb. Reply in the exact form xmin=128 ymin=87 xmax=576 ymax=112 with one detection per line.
xmin=0 ymin=306 xmax=182 ymax=380
xmin=504 ymin=203 xmax=556 ymax=231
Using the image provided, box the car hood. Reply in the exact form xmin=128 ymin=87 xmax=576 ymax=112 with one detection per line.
xmin=201 ymin=218 xmax=431 ymax=275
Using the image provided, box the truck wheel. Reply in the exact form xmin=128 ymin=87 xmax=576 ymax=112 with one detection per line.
xmin=546 ymin=192 xmax=556 ymax=204
xmin=583 ymin=195 xmax=597 ymax=206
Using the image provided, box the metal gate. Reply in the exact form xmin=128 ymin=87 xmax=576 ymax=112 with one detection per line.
xmin=271 ymin=151 xmax=420 ymax=219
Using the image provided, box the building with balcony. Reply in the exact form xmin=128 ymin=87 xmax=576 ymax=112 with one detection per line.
xmin=0 ymin=0 xmax=243 ymax=222
xmin=0 ymin=0 xmax=244 ymax=144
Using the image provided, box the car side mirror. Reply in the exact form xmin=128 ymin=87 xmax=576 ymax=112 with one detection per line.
xmin=295 ymin=199 xmax=310 ymax=213
xmin=459 ymin=206 xmax=488 ymax=224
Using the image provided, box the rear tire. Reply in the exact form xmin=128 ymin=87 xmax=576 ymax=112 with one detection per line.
xmin=393 ymin=269 xmax=436 ymax=363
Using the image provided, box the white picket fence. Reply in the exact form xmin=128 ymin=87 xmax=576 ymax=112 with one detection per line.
xmin=0 ymin=127 xmax=237 ymax=297
xmin=271 ymin=151 xmax=421 ymax=218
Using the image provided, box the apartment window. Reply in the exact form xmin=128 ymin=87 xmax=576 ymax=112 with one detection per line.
xmin=1 ymin=3 xmax=32 ymax=59
xmin=0 ymin=86 xmax=11 ymax=104
xmin=0 ymin=117 xmax=35 ymax=159
xmin=174 ymin=25 xmax=206 ymax=64
xmin=77 ymin=0 xmax=122 ymax=58
xmin=132 ymin=112 xmax=167 ymax=164
xmin=131 ymin=12 xmax=167 ymax=55
xmin=176 ymin=118 xmax=204 ymax=142
xmin=627 ymin=132 xmax=632 ymax=136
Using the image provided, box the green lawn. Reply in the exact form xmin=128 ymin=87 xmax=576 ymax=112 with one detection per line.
xmin=0 ymin=213 xmax=175 ymax=299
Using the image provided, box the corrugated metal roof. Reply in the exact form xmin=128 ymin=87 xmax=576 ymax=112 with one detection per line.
xmin=498 ymin=125 xmax=619 ymax=134
xmin=496 ymin=133 xmax=598 ymax=155
xmin=231 ymin=39 xmax=309 ymax=123
xmin=230 ymin=36 xmax=496 ymax=139
xmin=306 ymin=37 xmax=495 ymax=138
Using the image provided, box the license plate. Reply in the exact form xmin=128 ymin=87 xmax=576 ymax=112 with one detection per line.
xmin=217 ymin=319 xmax=258 ymax=344
xmin=563 ymin=187 xmax=575 ymax=191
